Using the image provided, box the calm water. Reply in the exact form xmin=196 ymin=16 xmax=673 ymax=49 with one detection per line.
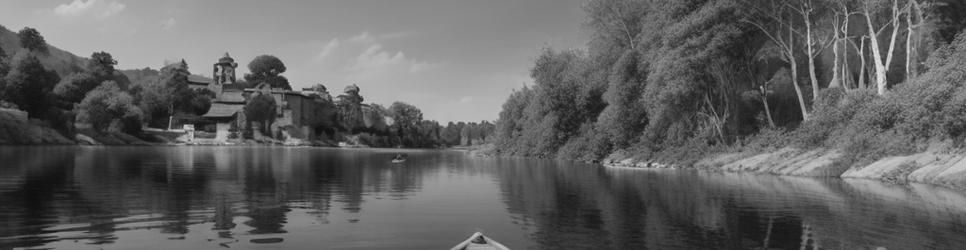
xmin=2 ymin=147 xmax=966 ymax=249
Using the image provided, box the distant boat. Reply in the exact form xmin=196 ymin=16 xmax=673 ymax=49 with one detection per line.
xmin=391 ymin=153 xmax=408 ymax=164
xmin=450 ymin=232 xmax=509 ymax=250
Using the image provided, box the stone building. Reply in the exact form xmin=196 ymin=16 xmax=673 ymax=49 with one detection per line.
xmin=189 ymin=53 xmax=247 ymax=141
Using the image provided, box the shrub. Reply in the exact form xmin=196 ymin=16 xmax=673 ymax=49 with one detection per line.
xmin=557 ymin=123 xmax=612 ymax=163
xmin=77 ymin=81 xmax=142 ymax=133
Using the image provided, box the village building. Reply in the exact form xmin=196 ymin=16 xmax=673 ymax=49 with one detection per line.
xmin=170 ymin=52 xmax=347 ymax=143
xmin=185 ymin=53 xmax=247 ymax=141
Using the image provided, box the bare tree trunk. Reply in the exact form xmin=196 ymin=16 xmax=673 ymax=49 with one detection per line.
xmin=858 ymin=38 xmax=867 ymax=89
xmin=829 ymin=15 xmax=842 ymax=89
xmin=905 ymin=0 xmax=916 ymax=81
xmin=760 ymin=85 xmax=776 ymax=128
xmin=865 ymin=0 xmax=902 ymax=95
xmin=842 ymin=11 xmax=852 ymax=90
xmin=790 ymin=24 xmax=809 ymax=121
xmin=796 ymin=0 xmax=823 ymax=100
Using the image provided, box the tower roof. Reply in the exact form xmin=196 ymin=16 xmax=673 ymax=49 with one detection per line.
xmin=218 ymin=52 xmax=234 ymax=64
xmin=344 ymin=84 xmax=360 ymax=94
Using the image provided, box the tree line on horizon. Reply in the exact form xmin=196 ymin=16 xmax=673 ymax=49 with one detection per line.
xmin=494 ymin=0 xmax=966 ymax=164
xmin=0 ymin=25 xmax=494 ymax=147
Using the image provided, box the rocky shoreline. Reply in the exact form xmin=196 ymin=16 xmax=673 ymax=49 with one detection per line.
xmin=602 ymin=145 xmax=966 ymax=190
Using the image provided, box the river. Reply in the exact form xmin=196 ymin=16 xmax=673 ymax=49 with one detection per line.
xmin=1 ymin=146 xmax=966 ymax=249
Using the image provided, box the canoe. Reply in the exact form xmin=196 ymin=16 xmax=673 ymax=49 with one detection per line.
xmin=450 ymin=232 xmax=509 ymax=250
xmin=391 ymin=159 xmax=407 ymax=164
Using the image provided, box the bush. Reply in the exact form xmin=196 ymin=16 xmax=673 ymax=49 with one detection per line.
xmin=557 ymin=123 xmax=612 ymax=163
xmin=76 ymin=81 xmax=142 ymax=133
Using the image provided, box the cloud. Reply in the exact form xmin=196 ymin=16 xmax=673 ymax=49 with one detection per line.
xmin=459 ymin=96 xmax=474 ymax=103
xmin=54 ymin=0 xmax=96 ymax=16
xmin=99 ymin=1 xmax=125 ymax=18
xmin=53 ymin=0 xmax=125 ymax=19
xmin=348 ymin=32 xmax=375 ymax=44
xmin=313 ymin=38 xmax=340 ymax=61
xmin=160 ymin=17 xmax=177 ymax=30
xmin=347 ymin=44 xmax=407 ymax=72
xmin=341 ymin=32 xmax=442 ymax=75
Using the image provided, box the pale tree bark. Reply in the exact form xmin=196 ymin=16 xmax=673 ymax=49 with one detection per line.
xmin=905 ymin=1 xmax=913 ymax=78
xmin=864 ymin=0 xmax=903 ymax=95
xmin=829 ymin=14 xmax=842 ymax=89
xmin=792 ymin=0 xmax=832 ymax=100
xmin=905 ymin=0 xmax=923 ymax=79
xmin=789 ymin=24 xmax=810 ymax=121
xmin=842 ymin=8 xmax=853 ymax=90
xmin=849 ymin=37 xmax=868 ymax=89
xmin=742 ymin=0 xmax=810 ymax=121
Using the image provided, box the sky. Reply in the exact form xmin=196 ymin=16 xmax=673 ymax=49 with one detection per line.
xmin=0 ymin=0 xmax=590 ymax=123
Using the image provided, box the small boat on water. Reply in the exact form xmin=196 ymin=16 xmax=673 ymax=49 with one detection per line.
xmin=450 ymin=232 xmax=509 ymax=250
xmin=391 ymin=153 xmax=408 ymax=164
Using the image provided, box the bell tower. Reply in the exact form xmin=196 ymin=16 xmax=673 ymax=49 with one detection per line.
xmin=212 ymin=52 xmax=237 ymax=85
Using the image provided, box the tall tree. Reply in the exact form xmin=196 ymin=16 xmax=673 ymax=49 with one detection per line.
xmin=741 ymin=0 xmax=811 ymax=121
xmin=244 ymin=55 xmax=291 ymax=90
xmin=88 ymin=51 xmax=121 ymax=84
xmin=17 ymin=27 xmax=48 ymax=54
xmin=389 ymin=101 xmax=423 ymax=141
xmin=790 ymin=0 xmax=834 ymax=100
xmin=862 ymin=0 xmax=903 ymax=95
xmin=245 ymin=94 xmax=277 ymax=135
xmin=2 ymin=53 xmax=59 ymax=117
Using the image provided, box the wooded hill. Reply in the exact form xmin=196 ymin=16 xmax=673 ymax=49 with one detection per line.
xmin=493 ymin=0 xmax=966 ymax=167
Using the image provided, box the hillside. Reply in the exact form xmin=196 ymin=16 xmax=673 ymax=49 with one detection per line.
xmin=0 ymin=25 xmax=87 ymax=75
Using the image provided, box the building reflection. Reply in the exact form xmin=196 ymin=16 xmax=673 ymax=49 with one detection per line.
xmin=4 ymin=146 xmax=966 ymax=249
xmin=0 ymin=147 xmax=430 ymax=248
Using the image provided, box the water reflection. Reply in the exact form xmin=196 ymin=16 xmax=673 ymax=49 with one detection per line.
xmin=494 ymin=159 xmax=966 ymax=249
xmin=1 ymin=146 xmax=966 ymax=249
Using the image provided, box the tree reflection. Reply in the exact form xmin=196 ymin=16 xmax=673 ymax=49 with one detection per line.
xmin=3 ymin=147 xmax=966 ymax=249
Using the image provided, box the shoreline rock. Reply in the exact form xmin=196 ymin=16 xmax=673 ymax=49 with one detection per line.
xmin=603 ymin=146 xmax=966 ymax=191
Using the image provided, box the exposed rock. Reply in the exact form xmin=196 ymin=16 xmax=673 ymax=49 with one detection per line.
xmin=606 ymin=145 xmax=966 ymax=190
xmin=75 ymin=134 xmax=101 ymax=145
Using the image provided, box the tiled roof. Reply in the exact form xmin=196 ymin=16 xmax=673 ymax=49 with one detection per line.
xmin=201 ymin=103 xmax=244 ymax=118
xmin=217 ymin=90 xmax=247 ymax=104
xmin=187 ymin=74 xmax=212 ymax=84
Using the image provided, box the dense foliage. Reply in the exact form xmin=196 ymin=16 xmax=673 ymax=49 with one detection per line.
xmin=494 ymin=0 xmax=966 ymax=163
xmin=245 ymin=55 xmax=291 ymax=90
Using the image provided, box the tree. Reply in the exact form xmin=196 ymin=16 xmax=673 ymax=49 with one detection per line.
xmin=741 ymin=0 xmax=811 ymax=121
xmin=245 ymin=94 xmax=277 ymax=135
xmin=389 ymin=101 xmax=423 ymax=140
xmin=188 ymin=89 xmax=213 ymax=115
xmin=584 ymin=0 xmax=647 ymax=51
xmin=88 ymin=51 xmax=124 ymax=87
xmin=597 ymin=50 xmax=647 ymax=147
xmin=53 ymin=72 xmax=100 ymax=105
xmin=244 ymin=55 xmax=291 ymax=90
xmin=2 ymin=53 xmax=60 ymax=117
xmin=18 ymin=27 xmax=48 ymax=54
xmin=77 ymin=81 xmax=142 ymax=133
xmin=862 ymin=0 xmax=903 ymax=95
xmin=158 ymin=59 xmax=205 ymax=115
xmin=131 ymin=76 xmax=171 ymax=128
xmin=336 ymin=85 xmax=366 ymax=131
xmin=790 ymin=0 xmax=834 ymax=100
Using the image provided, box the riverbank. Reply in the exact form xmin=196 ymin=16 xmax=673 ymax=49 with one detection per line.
xmin=602 ymin=142 xmax=966 ymax=190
